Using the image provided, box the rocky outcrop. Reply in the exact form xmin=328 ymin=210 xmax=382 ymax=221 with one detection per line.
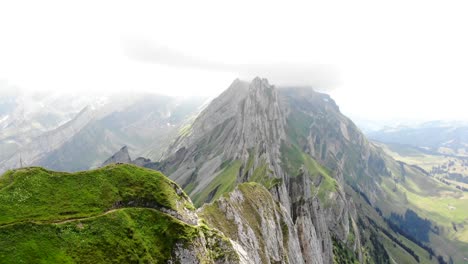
xmin=199 ymin=183 xmax=306 ymax=264
xmin=169 ymin=227 xmax=242 ymax=264
xmin=101 ymin=145 xmax=132 ymax=166
xmin=101 ymin=146 xmax=162 ymax=171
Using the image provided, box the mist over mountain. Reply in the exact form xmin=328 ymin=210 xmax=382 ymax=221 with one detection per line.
xmin=0 ymin=92 xmax=206 ymax=173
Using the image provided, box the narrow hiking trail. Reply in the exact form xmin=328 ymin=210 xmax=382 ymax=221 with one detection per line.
xmin=0 ymin=206 xmax=193 ymax=228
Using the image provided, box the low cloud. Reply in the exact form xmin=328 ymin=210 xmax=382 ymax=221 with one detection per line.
xmin=123 ymin=38 xmax=339 ymax=91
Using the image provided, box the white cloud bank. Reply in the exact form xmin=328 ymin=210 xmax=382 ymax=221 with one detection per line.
xmin=1 ymin=0 xmax=468 ymax=121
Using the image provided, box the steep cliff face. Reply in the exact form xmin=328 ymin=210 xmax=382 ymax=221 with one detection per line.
xmin=280 ymin=87 xmax=389 ymax=200
xmin=200 ymin=183 xmax=306 ymax=264
xmin=160 ymin=77 xmax=363 ymax=263
xmin=161 ymin=78 xmax=291 ymax=208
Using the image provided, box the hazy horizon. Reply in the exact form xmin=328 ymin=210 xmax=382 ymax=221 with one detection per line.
xmin=1 ymin=0 xmax=468 ymax=122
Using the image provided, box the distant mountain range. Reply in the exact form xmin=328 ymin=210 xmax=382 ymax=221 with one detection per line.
xmin=0 ymin=90 xmax=206 ymax=173
xmin=368 ymin=121 xmax=468 ymax=157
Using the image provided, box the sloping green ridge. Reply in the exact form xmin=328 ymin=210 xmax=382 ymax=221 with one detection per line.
xmin=0 ymin=164 xmax=193 ymax=225
xmin=0 ymin=164 xmax=239 ymax=263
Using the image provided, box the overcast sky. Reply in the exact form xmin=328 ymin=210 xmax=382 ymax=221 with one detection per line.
xmin=1 ymin=0 xmax=467 ymax=122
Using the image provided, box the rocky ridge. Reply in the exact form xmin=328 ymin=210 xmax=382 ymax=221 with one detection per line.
xmin=159 ymin=77 xmax=366 ymax=263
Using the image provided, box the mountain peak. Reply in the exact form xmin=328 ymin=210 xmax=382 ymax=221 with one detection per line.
xmin=251 ymin=76 xmax=269 ymax=84
xmin=223 ymin=77 xmax=273 ymax=96
xmin=250 ymin=76 xmax=273 ymax=90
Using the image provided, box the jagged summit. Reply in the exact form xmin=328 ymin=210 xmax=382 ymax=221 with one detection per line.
xmin=161 ymin=77 xmax=287 ymax=193
xmin=250 ymin=76 xmax=272 ymax=88
xmin=156 ymin=77 xmax=370 ymax=263
xmin=222 ymin=76 xmax=273 ymax=96
xmin=162 ymin=77 xmax=283 ymax=159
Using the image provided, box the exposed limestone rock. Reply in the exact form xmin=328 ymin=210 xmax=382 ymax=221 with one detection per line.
xmin=280 ymin=87 xmax=390 ymax=205
xmin=161 ymin=77 xmax=291 ymax=208
xmin=199 ymin=183 xmax=305 ymax=264
xmin=169 ymin=229 xmax=241 ymax=264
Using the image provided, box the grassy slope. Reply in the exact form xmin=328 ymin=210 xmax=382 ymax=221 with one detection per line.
xmin=0 ymin=164 xmax=193 ymax=225
xmin=0 ymin=164 xmax=239 ymax=263
xmin=191 ymin=160 xmax=242 ymax=207
xmin=0 ymin=208 xmax=199 ymax=263
xmin=374 ymin=143 xmax=468 ymax=263
xmin=346 ymin=184 xmax=438 ymax=264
